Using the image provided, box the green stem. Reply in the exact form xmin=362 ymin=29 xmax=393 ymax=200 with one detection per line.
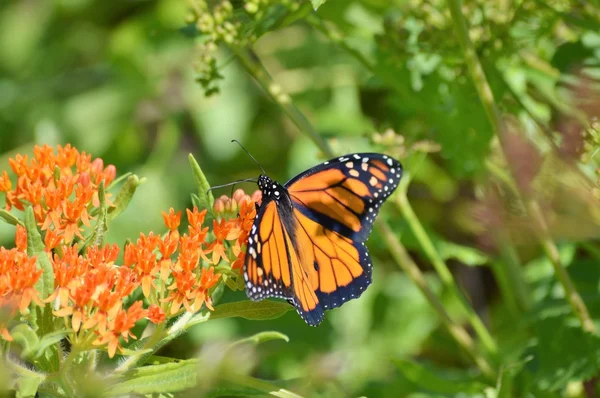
xmin=496 ymin=235 xmax=531 ymax=313
xmin=233 ymin=47 xmax=332 ymax=158
xmin=395 ymin=189 xmax=498 ymax=356
xmin=446 ymin=0 xmax=596 ymax=333
xmin=528 ymin=201 xmax=596 ymax=333
xmin=116 ymin=321 xmax=168 ymax=373
xmin=306 ymin=15 xmax=376 ymax=73
xmin=378 ymin=221 xmax=496 ymax=380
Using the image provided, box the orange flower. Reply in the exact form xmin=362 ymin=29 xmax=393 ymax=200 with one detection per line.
xmin=93 ymin=300 xmax=147 ymax=358
xmin=193 ymin=266 xmax=221 ymax=311
xmin=0 ymin=248 xmax=43 ymax=314
xmin=164 ymin=270 xmax=197 ymax=314
xmin=125 ymin=232 xmax=160 ymax=297
xmin=148 ymin=304 xmax=166 ymax=324
xmin=15 ymin=225 xmax=27 ymax=252
xmin=162 ymin=208 xmax=181 ymax=231
xmin=0 ymin=171 xmax=11 ymax=192
xmin=0 ymin=144 xmax=116 ymax=249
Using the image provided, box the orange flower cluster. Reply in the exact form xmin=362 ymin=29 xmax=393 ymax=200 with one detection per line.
xmin=0 ymin=144 xmax=261 ymax=359
xmin=0 ymin=235 xmax=42 ymax=340
xmin=212 ymin=189 xmax=261 ymax=271
xmin=0 ymin=144 xmax=116 ymax=243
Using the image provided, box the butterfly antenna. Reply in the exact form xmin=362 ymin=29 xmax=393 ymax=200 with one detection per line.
xmin=207 ymin=177 xmax=258 ymax=193
xmin=231 ymin=139 xmax=267 ymax=175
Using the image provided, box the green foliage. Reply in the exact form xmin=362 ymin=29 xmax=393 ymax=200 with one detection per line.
xmin=526 ymin=316 xmax=600 ymax=392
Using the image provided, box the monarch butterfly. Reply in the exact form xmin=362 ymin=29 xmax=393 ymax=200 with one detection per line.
xmin=244 ymin=153 xmax=402 ymax=326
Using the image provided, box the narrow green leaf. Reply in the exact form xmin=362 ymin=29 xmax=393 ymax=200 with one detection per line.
xmin=107 ymin=171 xmax=132 ymax=191
xmin=436 ymin=240 xmax=488 ymax=266
xmin=107 ymin=359 xmax=199 ymax=396
xmin=394 ymin=359 xmax=489 ymax=394
xmin=190 ymin=193 xmax=201 ymax=209
xmin=108 ymin=175 xmax=142 ymax=221
xmin=86 ymin=182 xmax=109 ymax=248
xmin=229 ymin=331 xmax=289 ymax=349
xmin=205 ymin=378 xmax=304 ymax=398
xmin=0 ymin=209 xmax=22 ymax=226
xmin=310 ymin=0 xmax=326 ymax=10
xmin=210 ymin=301 xmax=293 ymax=321
xmin=10 ymin=324 xmax=40 ymax=359
xmin=25 ymin=207 xmax=53 ymax=300
xmin=34 ymin=329 xmax=72 ymax=359
xmin=188 ymin=154 xmax=214 ymax=212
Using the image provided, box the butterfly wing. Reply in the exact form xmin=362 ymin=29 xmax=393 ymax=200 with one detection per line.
xmin=285 ymin=153 xmax=402 ymax=241
xmin=244 ymin=199 xmax=325 ymax=325
xmin=244 ymin=153 xmax=402 ymax=326
xmin=285 ymin=153 xmax=402 ymax=313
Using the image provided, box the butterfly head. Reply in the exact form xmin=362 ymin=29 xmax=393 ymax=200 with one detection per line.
xmin=257 ymin=174 xmax=286 ymax=202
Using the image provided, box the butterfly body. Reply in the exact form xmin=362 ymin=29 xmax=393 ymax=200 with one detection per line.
xmin=244 ymin=153 xmax=402 ymax=326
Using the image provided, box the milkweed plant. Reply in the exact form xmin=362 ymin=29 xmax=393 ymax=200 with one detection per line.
xmin=0 ymin=144 xmax=294 ymax=397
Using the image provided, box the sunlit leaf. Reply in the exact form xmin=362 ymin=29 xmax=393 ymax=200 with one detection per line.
xmin=209 ymin=301 xmax=293 ymax=321
xmin=229 ymin=331 xmax=289 ymax=349
xmin=310 ymin=0 xmax=327 ymax=10
xmin=108 ymin=175 xmax=142 ymax=222
xmin=107 ymin=360 xmax=199 ymax=396
xmin=188 ymin=154 xmax=214 ymax=213
xmin=0 ymin=209 xmax=21 ymax=226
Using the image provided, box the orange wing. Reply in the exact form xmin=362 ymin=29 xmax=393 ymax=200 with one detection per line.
xmin=244 ymin=153 xmax=402 ymax=326
xmin=286 ymin=153 xmax=402 ymax=241
xmin=244 ymin=201 xmax=324 ymax=325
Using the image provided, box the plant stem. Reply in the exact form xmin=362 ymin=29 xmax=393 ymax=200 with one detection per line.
xmin=232 ymin=47 xmax=332 ymax=158
xmin=528 ymin=201 xmax=596 ymax=332
xmin=446 ymin=0 xmax=596 ymax=333
xmin=116 ymin=322 xmax=168 ymax=373
xmin=306 ymin=15 xmax=376 ymax=73
xmin=395 ymin=189 xmax=498 ymax=356
xmin=378 ymin=221 xmax=496 ymax=380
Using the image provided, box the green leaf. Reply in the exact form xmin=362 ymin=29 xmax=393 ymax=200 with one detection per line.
xmin=229 ymin=331 xmax=289 ymax=349
xmin=33 ymin=329 xmax=72 ymax=359
xmin=436 ymin=240 xmax=488 ymax=266
xmin=394 ymin=359 xmax=489 ymax=394
xmin=310 ymin=0 xmax=326 ymax=10
xmin=205 ymin=378 xmax=304 ymax=398
xmin=209 ymin=301 xmax=293 ymax=321
xmin=10 ymin=324 xmax=40 ymax=359
xmin=497 ymin=356 xmax=533 ymax=398
xmin=25 ymin=207 xmax=53 ymax=300
xmin=0 ymin=209 xmax=22 ymax=226
xmin=86 ymin=181 xmax=109 ymax=248
xmin=106 ymin=171 xmax=132 ymax=191
xmin=526 ymin=316 xmax=600 ymax=391
xmin=14 ymin=372 xmax=44 ymax=398
xmin=188 ymin=154 xmax=214 ymax=213
xmin=107 ymin=359 xmax=199 ymax=396
xmin=108 ymin=174 xmax=142 ymax=222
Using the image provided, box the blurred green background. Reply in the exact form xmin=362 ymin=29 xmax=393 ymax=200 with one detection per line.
xmin=2 ymin=0 xmax=600 ymax=397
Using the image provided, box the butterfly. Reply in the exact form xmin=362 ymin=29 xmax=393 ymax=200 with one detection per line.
xmin=243 ymin=153 xmax=402 ymax=326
